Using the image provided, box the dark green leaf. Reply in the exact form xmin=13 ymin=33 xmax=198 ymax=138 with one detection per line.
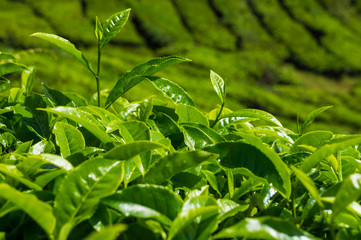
xmin=147 ymin=76 xmax=195 ymax=106
xmin=106 ymin=56 xmax=190 ymax=108
xmin=24 ymin=94 xmax=50 ymax=138
xmin=42 ymin=83 xmax=72 ymax=107
xmin=99 ymin=9 xmax=131 ymax=49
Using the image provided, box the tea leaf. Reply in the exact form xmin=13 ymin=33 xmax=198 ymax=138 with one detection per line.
xmin=53 ymin=122 xmax=85 ymax=158
xmin=30 ymin=33 xmax=93 ymax=73
xmin=147 ymin=76 xmax=195 ymax=106
xmin=210 ymin=70 xmax=225 ymax=103
xmin=0 ymin=184 xmax=56 ymax=238
xmin=106 ymin=56 xmax=190 ymax=108
xmin=54 ymin=158 xmax=123 ymax=239
xmin=99 ymin=9 xmax=131 ymax=49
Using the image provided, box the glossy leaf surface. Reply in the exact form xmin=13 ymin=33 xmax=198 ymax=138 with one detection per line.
xmin=175 ymin=104 xmax=209 ymax=126
xmin=147 ymin=76 xmax=195 ymax=106
xmin=84 ymin=224 xmax=127 ymax=240
xmin=53 ymin=122 xmax=85 ymax=158
xmin=214 ymin=217 xmax=317 ymax=239
xmin=205 ymin=136 xmax=291 ymax=198
xmin=300 ymin=106 xmax=332 ymax=135
xmin=99 ymin=9 xmax=131 ymax=49
xmin=144 ymin=151 xmax=217 ymax=184
xmin=106 ymin=56 xmax=190 ymax=108
xmin=54 ymin=158 xmax=123 ymax=239
xmin=30 ymin=33 xmax=93 ymax=72
xmin=104 ymin=140 xmax=168 ymax=160
xmin=0 ymin=62 xmax=28 ymax=76
xmin=102 ymin=184 xmax=183 ymax=225
xmin=40 ymin=107 xmax=111 ymax=143
xmin=219 ymin=109 xmax=283 ymax=127
xmin=210 ymin=70 xmax=225 ymax=103
xmin=0 ymin=183 xmax=55 ymax=238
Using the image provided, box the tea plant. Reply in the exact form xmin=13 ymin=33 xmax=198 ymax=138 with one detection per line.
xmin=0 ymin=9 xmax=361 ymax=240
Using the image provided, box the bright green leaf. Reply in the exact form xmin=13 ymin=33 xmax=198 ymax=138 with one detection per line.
xmin=99 ymin=9 xmax=131 ymax=49
xmin=84 ymin=224 xmax=127 ymax=240
xmin=210 ymin=70 xmax=225 ymax=104
xmin=144 ymin=150 xmax=217 ymax=184
xmin=54 ymin=158 xmax=123 ymax=240
xmin=0 ymin=62 xmax=28 ymax=76
xmin=175 ymin=103 xmax=209 ymax=126
xmin=147 ymin=76 xmax=195 ymax=106
xmin=300 ymin=106 xmax=333 ymax=135
xmin=106 ymin=56 xmax=190 ymax=108
xmin=40 ymin=107 xmax=111 ymax=143
xmin=0 ymin=183 xmax=55 ymax=238
xmin=213 ymin=217 xmax=317 ymax=239
xmin=53 ymin=122 xmax=85 ymax=158
xmin=30 ymin=33 xmax=93 ymax=73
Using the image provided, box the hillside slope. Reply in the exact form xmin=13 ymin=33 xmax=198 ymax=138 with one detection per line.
xmin=2 ymin=0 xmax=361 ymax=133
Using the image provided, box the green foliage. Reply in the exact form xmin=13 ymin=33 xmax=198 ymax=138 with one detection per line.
xmin=1 ymin=8 xmax=361 ymax=240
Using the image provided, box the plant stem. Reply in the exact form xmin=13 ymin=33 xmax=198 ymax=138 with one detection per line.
xmin=211 ymin=101 xmax=225 ymax=128
xmin=96 ymin=44 xmax=101 ymax=107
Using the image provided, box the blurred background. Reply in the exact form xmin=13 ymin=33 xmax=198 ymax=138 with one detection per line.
xmin=1 ymin=0 xmax=361 ymax=133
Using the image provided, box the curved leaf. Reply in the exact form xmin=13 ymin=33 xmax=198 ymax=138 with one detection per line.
xmin=333 ymin=173 xmax=361 ymax=217
xmin=291 ymin=131 xmax=333 ymax=153
xmin=0 ymin=164 xmax=42 ymax=190
xmin=95 ymin=16 xmax=103 ymax=41
xmin=102 ymin=184 xmax=183 ymax=225
xmin=105 ymin=56 xmax=190 ymax=108
xmin=0 ymin=183 xmax=55 ymax=238
xmin=84 ymin=224 xmax=127 ymax=240
xmin=30 ymin=33 xmax=93 ymax=72
xmin=175 ymin=103 xmax=209 ymax=126
xmin=54 ymin=158 xmax=124 ymax=240
xmin=291 ymin=166 xmax=324 ymax=208
xmin=219 ymin=109 xmax=283 ymax=127
xmin=0 ymin=62 xmax=28 ymax=76
xmin=210 ymin=70 xmax=225 ymax=103
xmin=40 ymin=107 xmax=111 ymax=143
xmin=21 ymin=66 xmax=35 ymax=95
xmin=213 ymin=217 xmax=317 ymax=239
xmin=300 ymin=106 xmax=332 ymax=135
xmin=104 ymin=140 xmax=168 ymax=160
xmin=53 ymin=122 xmax=85 ymax=158
xmin=182 ymin=125 xmax=215 ymax=150
xmin=99 ymin=9 xmax=131 ymax=49
xmin=147 ymin=76 xmax=195 ymax=106
xmin=205 ymin=136 xmax=291 ymax=198
xmin=0 ymin=52 xmax=16 ymax=61
xmin=300 ymin=136 xmax=361 ymax=173
xmin=144 ymin=151 xmax=217 ymax=184
xmin=168 ymin=206 xmax=219 ymax=240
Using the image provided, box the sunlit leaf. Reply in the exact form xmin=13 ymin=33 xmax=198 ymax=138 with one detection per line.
xmin=30 ymin=33 xmax=93 ymax=72
xmin=106 ymin=56 xmax=190 ymax=108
